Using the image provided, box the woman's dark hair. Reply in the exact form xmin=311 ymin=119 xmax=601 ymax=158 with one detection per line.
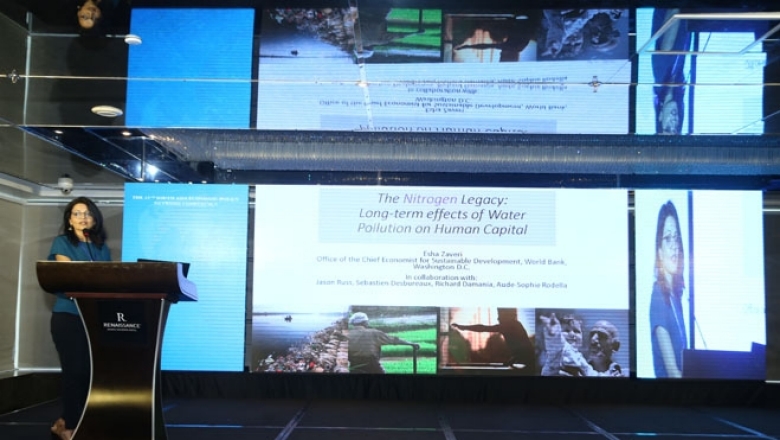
xmin=654 ymin=200 xmax=685 ymax=299
xmin=74 ymin=0 xmax=106 ymax=37
xmin=62 ymin=197 xmax=107 ymax=247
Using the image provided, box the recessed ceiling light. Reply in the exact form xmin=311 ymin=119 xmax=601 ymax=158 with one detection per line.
xmin=124 ymin=34 xmax=142 ymax=45
xmin=53 ymin=129 xmax=64 ymax=134
xmin=121 ymin=130 xmax=132 ymax=136
xmin=91 ymin=105 xmax=124 ymax=118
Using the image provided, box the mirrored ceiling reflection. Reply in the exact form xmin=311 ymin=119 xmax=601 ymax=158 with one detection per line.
xmin=1 ymin=2 xmax=780 ymax=186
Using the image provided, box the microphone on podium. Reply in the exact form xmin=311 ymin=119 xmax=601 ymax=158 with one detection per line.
xmin=82 ymin=228 xmax=96 ymax=261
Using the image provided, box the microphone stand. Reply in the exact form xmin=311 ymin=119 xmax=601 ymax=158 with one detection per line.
xmin=83 ymin=229 xmax=96 ymax=262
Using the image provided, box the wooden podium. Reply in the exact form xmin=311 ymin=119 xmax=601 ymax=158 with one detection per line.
xmin=37 ymin=261 xmax=197 ymax=440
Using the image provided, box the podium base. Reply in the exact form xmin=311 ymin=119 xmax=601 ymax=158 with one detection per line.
xmin=74 ymin=298 xmax=170 ymax=440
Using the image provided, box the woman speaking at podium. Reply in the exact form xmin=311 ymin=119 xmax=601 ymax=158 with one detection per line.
xmin=47 ymin=197 xmax=111 ymax=440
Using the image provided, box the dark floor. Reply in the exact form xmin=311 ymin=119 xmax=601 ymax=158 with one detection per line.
xmin=1 ymin=397 xmax=779 ymax=440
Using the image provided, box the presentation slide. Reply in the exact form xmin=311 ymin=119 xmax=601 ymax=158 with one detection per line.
xmin=126 ymin=8 xmax=254 ymax=128
xmin=122 ymin=183 xmax=249 ymax=371
xmin=256 ymin=7 xmax=631 ymax=134
xmin=634 ymin=190 xmax=766 ymax=379
xmin=251 ymin=185 xmax=630 ymax=376
xmin=635 ymin=8 xmax=766 ymax=135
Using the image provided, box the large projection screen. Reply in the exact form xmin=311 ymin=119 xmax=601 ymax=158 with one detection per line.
xmin=256 ymin=7 xmax=631 ymax=134
xmin=251 ymin=185 xmax=630 ymax=377
xmin=126 ymin=8 xmax=254 ymax=128
xmin=634 ymin=190 xmax=766 ymax=379
xmin=122 ymin=183 xmax=249 ymax=371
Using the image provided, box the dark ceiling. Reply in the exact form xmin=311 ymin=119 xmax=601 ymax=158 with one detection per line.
xmin=2 ymin=0 xmax=780 ymax=188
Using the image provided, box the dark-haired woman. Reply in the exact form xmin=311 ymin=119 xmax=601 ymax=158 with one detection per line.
xmin=652 ymin=8 xmax=690 ymax=134
xmin=650 ymin=200 xmax=687 ymax=378
xmin=48 ymin=197 xmax=111 ymax=440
